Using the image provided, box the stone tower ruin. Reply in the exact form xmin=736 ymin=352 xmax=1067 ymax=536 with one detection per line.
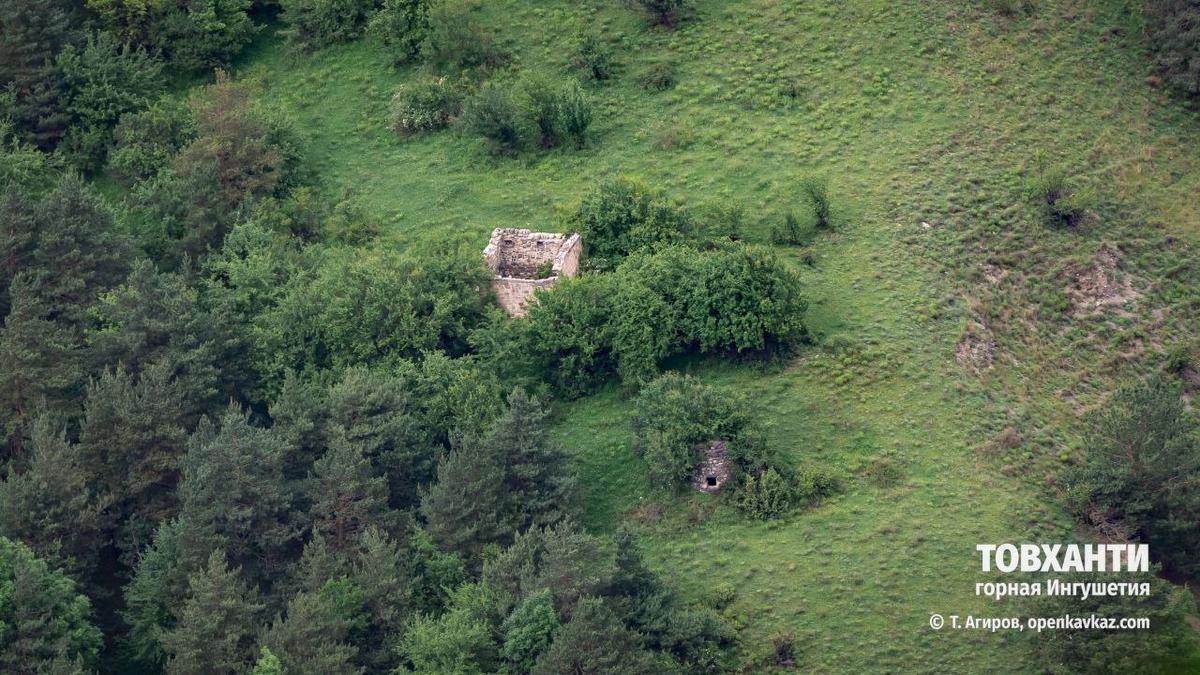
xmin=484 ymin=228 xmax=582 ymax=317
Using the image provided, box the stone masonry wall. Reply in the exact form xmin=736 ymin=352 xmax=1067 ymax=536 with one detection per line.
xmin=484 ymin=228 xmax=582 ymax=316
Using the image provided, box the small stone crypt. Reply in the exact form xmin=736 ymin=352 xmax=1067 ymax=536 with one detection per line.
xmin=484 ymin=228 xmax=582 ymax=316
xmin=692 ymin=440 xmax=732 ymax=493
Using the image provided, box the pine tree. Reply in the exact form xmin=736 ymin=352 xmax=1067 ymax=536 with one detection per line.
xmin=78 ymin=362 xmax=189 ymax=527
xmin=0 ymin=280 xmax=84 ymax=457
xmin=500 ymin=589 xmax=559 ymax=674
xmin=123 ymin=518 xmax=188 ymax=671
xmin=486 ymin=388 xmax=574 ymax=529
xmin=269 ymin=369 xmax=331 ymax=480
xmin=306 ymin=433 xmax=394 ymax=551
xmin=25 ymin=173 xmax=129 ymax=325
xmin=0 ymin=0 xmax=79 ymax=148
xmin=420 ymin=444 xmax=508 ymax=564
xmin=0 ymin=416 xmax=111 ymax=588
xmin=326 ymin=366 xmax=433 ymax=509
xmin=261 ymin=589 xmax=361 ymax=675
xmin=349 ymin=527 xmax=409 ymax=670
xmin=531 ymin=597 xmax=664 ymax=675
xmin=160 ymin=549 xmax=264 ymax=675
xmin=175 ymin=405 xmax=298 ymax=583
xmin=88 ymin=259 xmax=239 ymax=424
xmin=0 ymin=536 xmax=102 ymax=672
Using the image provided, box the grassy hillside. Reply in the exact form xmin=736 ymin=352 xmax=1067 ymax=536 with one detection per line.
xmin=230 ymin=0 xmax=1200 ymax=669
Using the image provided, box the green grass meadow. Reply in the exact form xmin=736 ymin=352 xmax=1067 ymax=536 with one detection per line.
xmin=227 ymin=0 xmax=1200 ymax=669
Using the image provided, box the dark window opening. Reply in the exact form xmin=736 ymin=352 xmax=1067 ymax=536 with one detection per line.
xmin=706 ymin=476 xmax=717 ymax=486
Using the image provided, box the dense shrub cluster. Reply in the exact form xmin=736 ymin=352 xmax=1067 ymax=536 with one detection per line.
xmin=507 ymin=243 xmax=806 ymax=396
xmin=572 ymin=28 xmax=616 ymax=82
xmin=1026 ymin=167 xmax=1096 ymax=227
xmin=1065 ymin=377 xmax=1200 ymax=577
xmin=459 ymin=76 xmax=593 ymax=153
xmin=423 ymin=0 xmax=508 ymax=69
xmin=367 ymin=0 xmax=433 ymax=63
xmin=630 ymin=373 xmax=768 ymax=489
xmin=569 ymin=176 xmax=691 ymax=264
xmin=389 ymin=77 xmax=465 ymax=135
xmin=1147 ymin=0 xmax=1200 ymax=100
xmin=278 ymin=0 xmax=378 ymax=51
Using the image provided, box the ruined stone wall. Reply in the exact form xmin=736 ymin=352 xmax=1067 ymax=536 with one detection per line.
xmin=491 ymin=277 xmax=557 ymax=317
xmin=554 ymin=233 xmax=582 ymax=277
xmin=692 ymin=440 xmax=732 ymax=493
xmin=484 ymin=228 xmax=583 ymax=316
xmin=486 ymin=228 xmax=569 ymax=278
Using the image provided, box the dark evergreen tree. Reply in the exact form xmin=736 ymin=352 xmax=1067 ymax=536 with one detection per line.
xmin=0 ymin=281 xmax=84 ymax=456
xmin=78 ymin=362 xmax=189 ymax=530
xmin=422 ymin=388 xmax=574 ymax=564
xmin=1068 ymin=377 xmax=1200 ymax=576
xmin=0 ymin=536 xmax=102 ymax=672
xmin=87 ymin=260 xmax=241 ymax=423
xmin=305 ymin=433 xmax=394 ymax=551
xmin=22 ymin=173 xmax=129 ymax=325
xmin=346 ymin=528 xmax=408 ymax=671
xmin=531 ymin=597 xmax=667 ymax=675
xmin=0 ymin=0 xmax=79 ymax=148
xmin=56 ymin=30 xmax=164 ymax=170
xmin=122 ymin=518 xmax=188 ymax=671
xmin=269 ymin=369 xmax=331 ymax=480
xmin=326 ymin=366 xmax=432 ymax=509
xmin=420 ymin=442 xmax=508 ymax=564
xmin=0 ymin=416 xmax=111 ymax=588
xmin=261 ymin=589 xmax=361 ymax=675
xmin=160 ymin=549 xmax=263 ymax=675
xmin=482 ymin=523 xmax=613 ymax=620
xmin=487 ymin=388 xmax=574 ymax=529
xmin=174 ymin=405 xmax=298 ymax=583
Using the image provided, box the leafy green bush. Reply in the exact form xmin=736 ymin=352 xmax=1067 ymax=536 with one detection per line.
xmin=86 ymin=0 xmax=258 ymax=72
xmin=1147 ymin=0 xmax=1200 ymax=99
xmin=635 ymin=0 xmax=690 ymax=27
xmin=1065 ymin=377 xmax=1200 ymax=576
xmin=799 ymin=175 xmax=831 ymax=229
xmin=107 ymin=98 xmax=196 ymax=185
xmin=640 ymin=59 xmax=677 ymax=91
xmin=569 ymin=176 xmax=690 ymax=262
xmin=1026 ymin=168 xmax=1096 ymax=226
xmin=630 ymin=373 xmax=767 ymax=489
xmin=519 ymin=243 xmax=807 ymax=395
xmin=572 ymin=29 xmax=614 ymax=81
xmin=520 ymin=73 xmax=563 ymax=148
xmin=390 ymin=77 xmax=465 ymax=135
xmin=367 ymin=0 xmax=432 ymax=63
xmin=557 ymin=81 xmax=592 ymax=149
xmin=279 ymin=0 xmax=377 ymax=51
xmin=57 ymin=31 xmax=165 ymax=171
xmin=737 ymin=467 xmax=792 ymax=519
xmin=792 ymin=466 xmax=841 ymax=505
xmin=255 ymin=244 xmax=492 ymax=390
xmin=424 ymin=0 xmax=507 ymax=69
xmin=461 ymin=83 xmax=526 ymax=154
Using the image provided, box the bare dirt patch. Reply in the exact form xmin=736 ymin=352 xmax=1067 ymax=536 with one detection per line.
xmin=956 ymin=316 xmax=995 ymax=373
xmin=1068 ymin=244 xmax=1139 ymax=317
